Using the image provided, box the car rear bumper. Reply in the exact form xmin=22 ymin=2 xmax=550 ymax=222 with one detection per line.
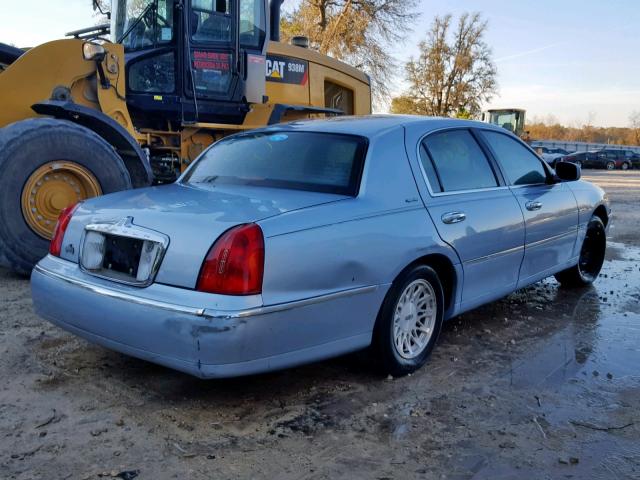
xmin=31 ymin=256 xmax=381 ymax=378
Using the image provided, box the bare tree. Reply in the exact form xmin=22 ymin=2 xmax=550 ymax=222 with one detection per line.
xmin=630 ymin=111 xmax=640 ymax=145
xmin=390 ymin=13 xmax=497 ymax=118
xmin=93 ymin=0 xmax=110 ymax=20
xmin=281 ymin=0 xmax=418 ymax=105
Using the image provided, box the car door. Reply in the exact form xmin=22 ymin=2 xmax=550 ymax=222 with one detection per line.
xmin=410 ymin=128 xmax=526 ymax=311
xmin=598 ymin=150 xmax=617 ymax=169
xmin=583 ymin=151 xmax=596 ymax=168
xmin=478 ymin=129 xmax=579 ymax=287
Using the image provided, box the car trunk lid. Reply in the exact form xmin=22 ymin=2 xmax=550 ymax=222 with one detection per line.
xmin=66 ymin=183 xmax=347 ymax=289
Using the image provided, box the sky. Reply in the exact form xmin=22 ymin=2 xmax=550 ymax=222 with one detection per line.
xmin=1 ymin=0 xmax=639 ymax=127
xmin=392 ymin=0 xmax=640 ymax=127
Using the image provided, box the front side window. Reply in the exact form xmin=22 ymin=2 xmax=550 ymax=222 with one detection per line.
xmin=421 ymin=130 xmax=498 ymax=193
xmin=481 ymin=130 xmax=547 ymax=186
xmin=113 ymin=0 xmax=175 ymax=51
xmin=184 ymin=131 xmax=368 ymax=195
xmin=192 ymin=0 xmax=232 ymax=43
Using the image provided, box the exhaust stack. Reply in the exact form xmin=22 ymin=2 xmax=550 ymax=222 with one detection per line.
xmin=269 ymin=0 xmax=285 ymax=42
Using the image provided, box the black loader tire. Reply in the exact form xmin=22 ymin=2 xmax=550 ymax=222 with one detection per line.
xmin=0 ymin=118 xmax=132 ymax=276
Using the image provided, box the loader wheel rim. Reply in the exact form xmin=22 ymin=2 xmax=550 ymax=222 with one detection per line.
xmin=21 ymin=161 xmax=101 ymax=239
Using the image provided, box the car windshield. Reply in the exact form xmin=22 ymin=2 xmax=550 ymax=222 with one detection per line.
xmin=183 ymin=131 xmax=368 ymax=195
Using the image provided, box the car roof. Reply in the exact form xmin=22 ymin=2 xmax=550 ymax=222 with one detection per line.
xmin=254 ymin=114 xmax=507 ymax=139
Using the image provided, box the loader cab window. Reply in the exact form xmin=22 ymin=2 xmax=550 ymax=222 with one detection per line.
xmin=239 ymin=0 xmax=266 ymax=49
xmin=190 ymin=0 xmax=266 ymax=48
xmin=325 ymin=81 xmax=354 ymax=115
xmin=128 ymin=52 xmax=176 ymax=93
xmin=191 ymin=0 xmax=232 ymax=43
xmin=112 ymin=0 xmax=175 ymax=51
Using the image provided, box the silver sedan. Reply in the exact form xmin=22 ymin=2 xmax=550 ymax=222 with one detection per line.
xmin=31 ymin=116 xmax=610 ymax=378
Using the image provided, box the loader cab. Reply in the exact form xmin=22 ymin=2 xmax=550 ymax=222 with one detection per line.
xmin=111 ymin=0 xmax=268 ymax=127
xmin=481 ymin=108 xmax=526 ymax=138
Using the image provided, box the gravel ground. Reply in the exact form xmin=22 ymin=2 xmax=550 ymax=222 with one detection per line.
xmin=1 ymin=170 xmax=639 ymax=479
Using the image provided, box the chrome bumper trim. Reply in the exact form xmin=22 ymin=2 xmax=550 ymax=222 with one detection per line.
xmin=33 ymin=264 xmax=378 ymax=320
xmin=34 ymin=264 xmax=207 ymax=317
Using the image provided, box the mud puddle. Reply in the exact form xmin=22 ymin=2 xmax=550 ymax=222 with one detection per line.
xmin=2 ymin=242 xmax=640 ymax=479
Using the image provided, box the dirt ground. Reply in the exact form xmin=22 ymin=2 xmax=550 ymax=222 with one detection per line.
xmin=1 ymin=170 xmax=639 ymax=480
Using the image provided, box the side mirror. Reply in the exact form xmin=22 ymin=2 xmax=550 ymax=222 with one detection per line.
xmin=555 ymin=161 xmax=581 ymax=182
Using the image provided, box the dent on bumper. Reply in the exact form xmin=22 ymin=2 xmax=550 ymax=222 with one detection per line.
xmin=31 ymin=257 xmax=383 ymax=378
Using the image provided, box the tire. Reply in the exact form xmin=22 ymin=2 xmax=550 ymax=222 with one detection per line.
xmin=605 ymin=161 xmax=615 ymax=170
xmin=373 ymin=265 xmax=444 ymax=377
xmin=621 ymin=162 xmax=630 ymax=171
xmin=0 ymin=118 xmax=132 ymax=275
xmin=555 ymin=216 xmax=606 ymax=287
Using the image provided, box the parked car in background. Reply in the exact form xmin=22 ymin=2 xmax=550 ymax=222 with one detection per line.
xmin=31 ymin=116 xmax=610 ymax=379
xmin=625 ymin=150 xmax=640 ymax=172
xmin=540 ymin=152 xmax=565 ymax=168
xmin=535 ymin=146 xmax=571 ymax=156
xmin=562 ymin=149 xmax=638 ymax=170
xmin=619 ymin=149 xmax=640 ymax=169
xmin=560 ymin=151 xmax=598 ymax=169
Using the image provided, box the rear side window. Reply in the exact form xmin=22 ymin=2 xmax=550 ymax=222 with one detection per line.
xmin=421 ymin=130 xmax=498 ymax=193
xmin=184 ymin=131 xmax=367 ymax=195
xmin=481 ymin=131 xmax=547 ymax=186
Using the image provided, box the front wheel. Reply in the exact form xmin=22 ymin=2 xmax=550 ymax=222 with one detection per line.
xmin=606 ymin=161 xmax=615 ymax=170
xmin=555 ymin=216 xmax=606 ymax=287
xmin=373 ymin=265 xmax=444 ymax=377
xmin=621 ymin=162 xmax=630 ymax=171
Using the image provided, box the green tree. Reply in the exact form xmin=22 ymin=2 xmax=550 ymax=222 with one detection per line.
xmin=391 ymin=13 xmax=497 ymax=117
xmin=281 ymin=0 xmax=418 ymax=104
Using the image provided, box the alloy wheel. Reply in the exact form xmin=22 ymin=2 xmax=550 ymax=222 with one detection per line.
xmin=393 ymin=279 xmax=437 ymax=359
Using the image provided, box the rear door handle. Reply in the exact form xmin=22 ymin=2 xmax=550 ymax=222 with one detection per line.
xmin=525 ymin=201 xmax=543 ymax=211
xmin=441 ymin=212 xmax=466 ymax=224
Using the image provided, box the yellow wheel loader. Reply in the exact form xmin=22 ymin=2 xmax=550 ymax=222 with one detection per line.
xmin=0 ymin=0 xmax=371 ymax=275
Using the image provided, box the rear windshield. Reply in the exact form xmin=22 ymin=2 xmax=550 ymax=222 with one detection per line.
xmin=183 ymin=131 xmax=368 ymax=195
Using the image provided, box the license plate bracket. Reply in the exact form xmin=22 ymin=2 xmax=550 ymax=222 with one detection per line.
xmin=102 ymin=234 xmax=144 ymax=278
xmin=80 ymin=218 xmax=169 ymax=287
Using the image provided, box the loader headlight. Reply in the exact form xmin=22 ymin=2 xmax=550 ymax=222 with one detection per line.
xmin=83 ymin=42 xmax=106 ymax=61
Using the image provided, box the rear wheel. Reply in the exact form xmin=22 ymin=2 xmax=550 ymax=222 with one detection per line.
xmin=0 ymin=118 xmax=132 ymax=275
xmin=373 ymin=265 xmax=444 ymax=376
xmin=621 ymin=162 xmax=630 ymax=171
xmin=555 ymin=216 xmax=606 ymax=287
xmin=606 ymin=161 xmax=615 ymax=170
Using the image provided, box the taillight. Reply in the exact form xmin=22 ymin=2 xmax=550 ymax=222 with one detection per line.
xmin=49 ymin=203 xmax=80 ymax=257
xmin=196 ymin=223 xmax=264 ymax=295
